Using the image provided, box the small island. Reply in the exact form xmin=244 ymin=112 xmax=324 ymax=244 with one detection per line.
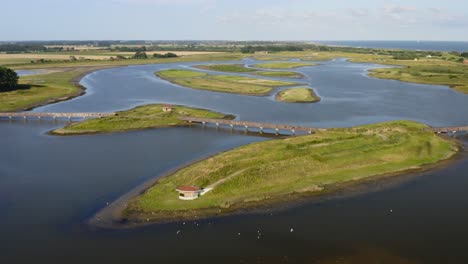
xmin=194 ymin=64 xmax=256 ymax=73
xmin=122 ymin=120 xmax=457 ymax=223
xmin=255 ymin=71 xmax=303 ymax=78
xmin=276 ymin=87 xmax=320 ymax=103
xmin=156 ymin=69 xmax=298 ymax=95
xmin=194 ymin=64 xmax=304 ymax=78
xmin=254 ymin=62 xmax=317 ymax=69
xmin=52 ymin=104 xmax=232 ymax=135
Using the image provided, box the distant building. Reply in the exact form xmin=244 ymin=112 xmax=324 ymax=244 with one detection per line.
xmin=254 ymin=51 xmax=269 ymax=55
xmin=176 ymin=186 xmax=203 ymax=200
xmin=162 ymin=105 xmax=173 ymax=112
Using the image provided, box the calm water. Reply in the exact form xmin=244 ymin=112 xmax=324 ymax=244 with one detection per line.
xmin=1 ymin=59 xmax=468 ymax=263
xmin=316 ymin=40 xmax=468 ymax=52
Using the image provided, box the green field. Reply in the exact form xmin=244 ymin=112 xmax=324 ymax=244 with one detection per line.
xmin=52 ymin=104 xmax=230 ymax=135
xmin=276 ymin=87 xmax=320 ymax=103
xmin=254 ymin=61 xmax=317 ymax=69
xmin=255 ymin=71 xmax=303 ymax=78
xmin=195 ymin=64 xmax=256 ymax=73
xmin=156 ymin=69 xmax=298 ymax=95
xmin=3 ymin=52 xmax=248 ymax=69
xmin=369 ymin=65 xmax=468 ymax=94
xmin=124 ymin=121 xmax=457 ymax=221
xmin=0 ymin=67 xmax=103 ymax=112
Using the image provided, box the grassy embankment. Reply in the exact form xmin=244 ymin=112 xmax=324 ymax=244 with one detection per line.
xmin=124 ymin=120 xmax=457 ymax=222
xmin=254 ymin=51 xmax=468 ymax=94
xmin=156 ymin=69 xmax=298 ymax=95
xmin=195 ymin=64 xmax=256 ymax=73
xmin=0 ymin=67 xmax=108 ymax=112
xmin=255 ymin=71 xmax=303 ymax=78
xmin=276 ymin=87 xmax=320 ymax=103
xmin=369 ymin=65 xmax=468 ymax=94
xmin=253 ymin=61 xmax=317 ymax=69
xmin=52 ymin=104 xmax=230 ymax=135
xmin=196 ymin=63 xmax=304 ymax=78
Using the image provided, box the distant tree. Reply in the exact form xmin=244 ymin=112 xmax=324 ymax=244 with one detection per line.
xmin=0 ymin=67 xmax=19 ymax=92
xmin=69 ymin=56 xmax=77 ymax=61
xmin=153 ymin=52 xmax=178 ymax=58
xmin=461 ymin=52 xmax=468 ymax=58
xmin=133 ymin=51 xmax=148 ymax=59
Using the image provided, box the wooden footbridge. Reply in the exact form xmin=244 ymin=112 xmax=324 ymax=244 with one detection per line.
xmin=425 ymin=126 xmax=468 ymax=134
xmin=179 ymin=117 xmax=326 ymax=134
xmin=0 ymin=112 xmax=115 ymax=119
xmin=1 ymin=112 xmax=467 ymax=136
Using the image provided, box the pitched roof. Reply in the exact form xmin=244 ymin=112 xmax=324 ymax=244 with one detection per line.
xmin=176 ymin=185 xmax=201 ymax=192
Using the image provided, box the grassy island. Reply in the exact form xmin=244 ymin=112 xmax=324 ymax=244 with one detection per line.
xmin=52 ymin=104 xmax=231 ymax=135
xmin=254 ymin=62 xmax=317 ymax=69
xmin=195 ymin=64 xmax=256 ymax=73
xmin=276 ymin=87 xmax=320 ymax=103
xmin=255 ymin=71 xmax=303 ymax=78
xmin=124 ymin=120 xmax=457 ymax=222
xmin=156 ymin=69 xmax=298 ymax=95
xmin=195 ymin=64 xmax=304 ymax=78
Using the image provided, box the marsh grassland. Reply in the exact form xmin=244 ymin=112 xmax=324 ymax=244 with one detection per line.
xmin=276 ymin=87 xmax=320 ymax=103
xmin=52 ymin=104 xmax=230 ymax=135
xmin=125 ymin=121 xmax=457 ymax=222
xmin=156 ymin=69 xmax=298 ymax=95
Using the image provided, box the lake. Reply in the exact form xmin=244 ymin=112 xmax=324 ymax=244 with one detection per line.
xmin=1 ymin=58 xmax=468 ymax=263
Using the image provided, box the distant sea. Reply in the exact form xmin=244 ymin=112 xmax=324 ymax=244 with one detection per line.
xmin=315 ymin=40 xmax=468 ymax=52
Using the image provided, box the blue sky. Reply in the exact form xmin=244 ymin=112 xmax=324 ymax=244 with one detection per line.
xmin=2 ymin=0 xmax=468 ymax=41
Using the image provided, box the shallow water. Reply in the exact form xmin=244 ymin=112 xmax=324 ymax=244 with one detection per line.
xmin=1 ymin=59 xmax=468 ymax=263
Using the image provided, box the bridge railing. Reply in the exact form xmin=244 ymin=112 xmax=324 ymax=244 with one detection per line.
xmin=178 ymin=117 xmax=326 ymax=133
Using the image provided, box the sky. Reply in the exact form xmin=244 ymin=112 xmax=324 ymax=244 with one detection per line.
xmin=2 ymin=0 xmax=468 ymax=41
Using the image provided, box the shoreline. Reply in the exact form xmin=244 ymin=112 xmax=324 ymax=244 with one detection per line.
xmin=87 ymin=134 xmax=463 ymax=230
xmin=12 ymin=65 xmax=121 ymax=112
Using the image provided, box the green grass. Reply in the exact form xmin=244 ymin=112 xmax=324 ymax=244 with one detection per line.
xmin=52 ymin=104 xmax=229 ymax=135
xmin=369 ymin=65 xmax=468 ymax=94
xmin=255 ymin=71 xmax=303 ymax=78
xmin=125 ymin=121 xmax=457 ymax=220
xmin=0 ymin=69 xmax=89 ymax=112
xmin=254 ymin=62 xmax=317 ymax=69
xmin=157 ymin=69 xmax=207 ymax=78
xmin=156 ymin=69 xmax=298 ymax=95
xmin=195 ymin=64 xmax=256 ymax=73
xmin=5 ymin=53 xmax=248 ymax=69
xmin=276 ymin=87 xmax=320 ymax=103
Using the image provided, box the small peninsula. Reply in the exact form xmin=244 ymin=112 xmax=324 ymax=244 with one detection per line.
xmin=52 ymin=104 xmax=232 ymax=135
xmin=276 ymin=87 xmax=320 ymax=103
xmin=123 ymin=120 xmax=457 ymax=223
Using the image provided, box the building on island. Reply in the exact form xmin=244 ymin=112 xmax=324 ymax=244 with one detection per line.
xmin=254 ymin=51 xmax=269 ymax=55
xmin=176 ymin=186 xmax=203 ymax=200
xmin=162 ymin=105 xmax=173 ymax=112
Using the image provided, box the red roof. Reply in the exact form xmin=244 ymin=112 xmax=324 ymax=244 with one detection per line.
xmin=176 ymin=185 xmax=201 ymax=192
xmin=163 ymin=104 xmax=173 ymax=108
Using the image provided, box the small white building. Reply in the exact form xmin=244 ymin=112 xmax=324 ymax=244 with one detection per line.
xmin=176 ymin=186 xmax=203 ymax=200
